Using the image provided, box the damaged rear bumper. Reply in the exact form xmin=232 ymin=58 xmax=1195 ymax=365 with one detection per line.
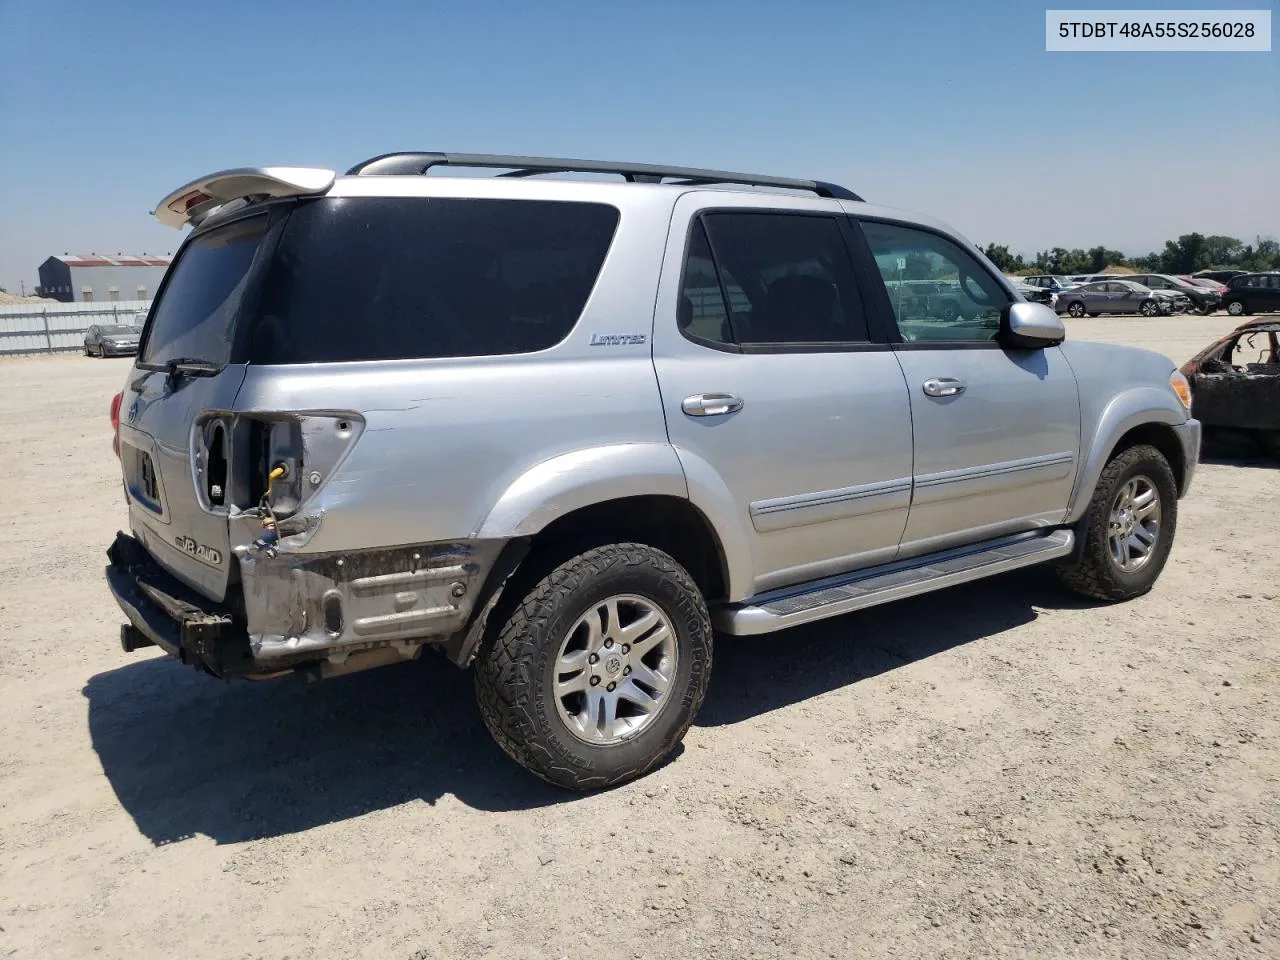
xmin=105 ymin=531 xmax=252 ymax=677
xmin=106 ymin=530 xmax=507 ymax=678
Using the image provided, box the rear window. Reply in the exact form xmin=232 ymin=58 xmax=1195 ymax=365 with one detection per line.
xmin=249 ymin=197 xmax=620 ymax=363
xmin=140 ymin=215 xmax=271 ymax=365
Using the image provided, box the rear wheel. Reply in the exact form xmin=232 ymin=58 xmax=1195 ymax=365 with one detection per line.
xmin=1058 ymin=444 xmax=1178 ymax=601
xmin=1226 ymin=300 xmax=1246 ymax=316
xmin=474 ymin=542 xmax=713 ymax=790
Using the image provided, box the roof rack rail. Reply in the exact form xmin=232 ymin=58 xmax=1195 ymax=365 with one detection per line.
xmin=344 ymin=152 xmax=863 ymax=202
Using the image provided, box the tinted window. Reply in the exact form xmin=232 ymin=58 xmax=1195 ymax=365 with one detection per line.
xmin=860 ymin=221 xmax=1011 ymax=342
xmin=140 ymin=215 xmax=269 ymax=365
xmin=678 ymin=221 xmax=730 ymax=345
xmin=250 ymin=198 xmax=619 ymax=363
xmin=693 ymin=212 xmax=868 ymax=345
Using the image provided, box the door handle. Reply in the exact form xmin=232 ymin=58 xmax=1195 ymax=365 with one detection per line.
xmin=682 ymin=393 xmax=744 ymax=417
xmin=922 ymin=377 xmax=966 ymax=398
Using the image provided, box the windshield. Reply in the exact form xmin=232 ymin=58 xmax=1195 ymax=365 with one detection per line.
xmin=139 ymin=214 xmax=272 ymax=366
xmin=100 ymin=325 xmax=140 ymax=335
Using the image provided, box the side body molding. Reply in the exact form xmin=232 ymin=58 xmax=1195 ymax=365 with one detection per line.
xmin=1066 ymin=386 xmax=1189 ymax=523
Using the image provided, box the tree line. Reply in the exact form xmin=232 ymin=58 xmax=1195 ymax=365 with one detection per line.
xmin=980 ymin=233 xmax=1279 ymax=277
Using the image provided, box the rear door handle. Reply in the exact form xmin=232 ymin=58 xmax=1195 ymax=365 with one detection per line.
xmin=922 ymin=377 xmax=966 ymax=398
xmin=682 ymin=393 xmax=744 ymax=417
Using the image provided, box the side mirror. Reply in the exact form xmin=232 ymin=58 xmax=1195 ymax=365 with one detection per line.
xmin=1002 ymin=301 xmax=1066 ymax=349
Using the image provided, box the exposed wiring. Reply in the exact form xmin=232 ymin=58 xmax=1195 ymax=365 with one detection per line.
xmin=264 ymin=464 xmax=287 ymax=500
xmin=254 ymin=464 xmax=288 ymax=555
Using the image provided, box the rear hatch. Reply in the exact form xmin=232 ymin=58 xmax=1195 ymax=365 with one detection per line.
xmin=119 ymin=211 xmax=280 ymax=601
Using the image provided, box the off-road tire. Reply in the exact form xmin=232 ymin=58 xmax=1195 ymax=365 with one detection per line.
xmin=474 ymin=542 xmax=713 ymax=791
xmin=1058 ymin=444 xmax=1178 ymax=602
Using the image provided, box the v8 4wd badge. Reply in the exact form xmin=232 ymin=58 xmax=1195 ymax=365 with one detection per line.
xmin=175 ymin=535 xmax=222 ymax=566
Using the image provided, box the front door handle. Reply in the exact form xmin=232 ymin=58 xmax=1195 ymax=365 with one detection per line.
xmin=682 ymin=393 xmax=744 ymax=417
xmin=922 ymin=377 xmax=966 ymax=398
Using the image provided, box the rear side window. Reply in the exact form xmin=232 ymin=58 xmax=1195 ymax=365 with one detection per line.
xmin=140 ymin=215 xmax=271 ymax=365
xmin=250 ymin=198 xmax=619 ymax=363
xmin=679 ymin=212 xmax=869 ymax=348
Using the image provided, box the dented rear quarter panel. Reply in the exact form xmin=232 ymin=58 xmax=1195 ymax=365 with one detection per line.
xmin=233 ymin=183 xmax=683 ymax=556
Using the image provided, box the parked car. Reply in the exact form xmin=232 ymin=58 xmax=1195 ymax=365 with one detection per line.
xmin=1221 ymin=272 xmax=1280 ymax=316
xmin=1022 ymin=275 xmax=1077 ymax=294
xmin=1054 ymin=280 xmax=1190 ymax=317
xmin=1124 ymin=273 xmax=1221 ymax=315
xmin=1193 ymin=269 xmax=1250 ymax=285
xmin=1010 ymin=279 xmax=1054 ymax=305
xmin=104 ymin=152 xmax=1200 ymax=790
xmin=1181 ymin=276 xmax=1227 ymax=295
xmin=83 ymin=322 xmax=143 ymax=357
xmin=1180 ymin=319 xmax=1280 ymax=454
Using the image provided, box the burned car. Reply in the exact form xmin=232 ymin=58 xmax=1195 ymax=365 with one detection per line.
xmin=1180 ymin=320 xmax=1280 ymax=453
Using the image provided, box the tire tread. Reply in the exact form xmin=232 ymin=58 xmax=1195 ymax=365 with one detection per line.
xmin=1058 ymin=443 xmax=1177 ymax=602
xmin=474 ymin=542 xmax=712 ymax=791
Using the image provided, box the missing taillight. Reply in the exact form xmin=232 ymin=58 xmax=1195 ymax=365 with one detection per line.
xmin=109 ymin=392 xmax=122 ymax=458
xmin=207 ymin=422 xmax=227 ymax=505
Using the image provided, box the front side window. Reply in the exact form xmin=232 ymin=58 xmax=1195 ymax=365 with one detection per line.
xmin=250 ymin=197 xmax=619 ymax=364
xmin=679 ymin=212 xmax=868 ymax=347
xmin=859 ymin=221 xmax=1011 ymax=343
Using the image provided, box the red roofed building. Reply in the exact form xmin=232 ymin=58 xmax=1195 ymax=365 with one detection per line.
xmin=37 ymin=254 xmax=172 ymax=303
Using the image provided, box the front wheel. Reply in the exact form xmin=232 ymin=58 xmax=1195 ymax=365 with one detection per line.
xmin=1140 ymin=299 xmax=1161 ymax=317
xmin=1225 ymin=300 xmax=1246 ymax=317
xmin=474 ymin=542 xmax=713 ymax=790
xmin=1058 ymin=444 xmax=1178 ymax=601
xmin=1067 ymin=301 xmax=1086 ymax=318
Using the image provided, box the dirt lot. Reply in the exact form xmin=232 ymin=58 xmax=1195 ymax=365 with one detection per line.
xmin=1 ymin=314 xmax=1276 ymax=960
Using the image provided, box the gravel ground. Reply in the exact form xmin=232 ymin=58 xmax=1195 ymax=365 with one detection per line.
xmin=1 ymin=314 xmax=1276 ymax=960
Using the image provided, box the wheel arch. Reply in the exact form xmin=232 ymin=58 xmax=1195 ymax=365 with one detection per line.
xmin=1066 ymin=393 xmax=1190 ymax=524
xmin=449 ymin=443 xmax=749 ymax=667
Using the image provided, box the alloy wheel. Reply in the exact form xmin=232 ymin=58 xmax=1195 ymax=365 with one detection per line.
xmin=1108 ymin=475 xmax=1161 ymax=572
xmin=552 ymin=594 xmax=679 ymax=745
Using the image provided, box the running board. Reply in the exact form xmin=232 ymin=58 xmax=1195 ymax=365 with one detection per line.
xmin=714 ymin=529 xmax=1074 ymax=636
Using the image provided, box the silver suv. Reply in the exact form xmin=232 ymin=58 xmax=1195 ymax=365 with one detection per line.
xmin=106 ymin=151 xmax=1201 ymax=790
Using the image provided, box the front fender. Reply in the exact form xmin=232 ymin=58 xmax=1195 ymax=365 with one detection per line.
xmin=473 ymin=443 xmax=689 ymax=539
xmin=1066 ymin=386 xmax=1188 ymax=523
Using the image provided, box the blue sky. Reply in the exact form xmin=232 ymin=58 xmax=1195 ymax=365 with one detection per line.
xmin=0 ymin=0 xmax=1275 ymax=293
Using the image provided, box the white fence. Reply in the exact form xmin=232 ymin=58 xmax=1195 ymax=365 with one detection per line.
xmin=0 ymin=300 xmax=150 ymax=356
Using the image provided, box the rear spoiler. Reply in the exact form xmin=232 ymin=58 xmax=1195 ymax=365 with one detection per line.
xmin=152 ymin=167 xmax=336 ymax=229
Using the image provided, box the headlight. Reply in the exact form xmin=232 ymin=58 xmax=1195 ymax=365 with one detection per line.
xmin=1169 ymin=370 xmax=1192 ymax=411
